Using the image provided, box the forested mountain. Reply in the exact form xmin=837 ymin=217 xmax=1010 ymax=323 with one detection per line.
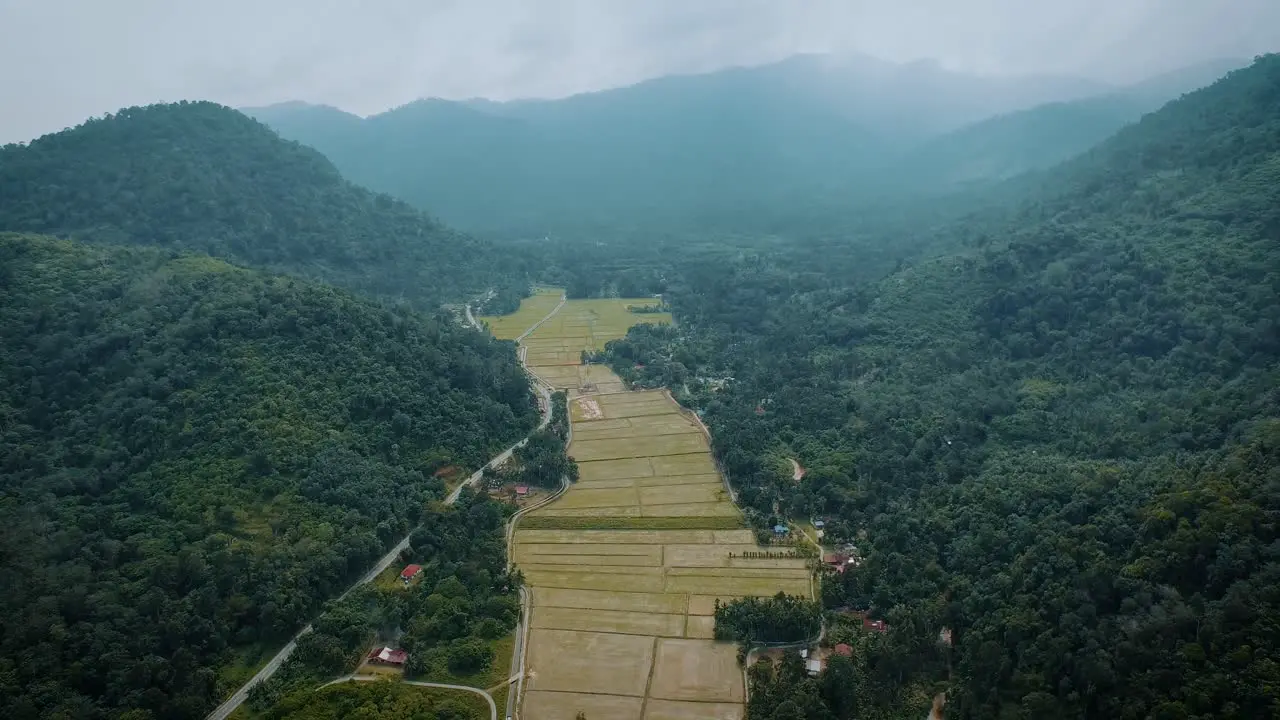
xmin=0 ymin=102 xmax=531 ymax=308
xmin=245 ymin=54 xmax=1110 ymax=234
xmin=246 ymin=55 xmax=1235 ymax=237
xmin=594 ymin=55 xmax=1280 ymax=718
xmin=891 ymin=57 xmax=1247 ymax=189
xmin=0 ymin=234 xmax=539 ymax=718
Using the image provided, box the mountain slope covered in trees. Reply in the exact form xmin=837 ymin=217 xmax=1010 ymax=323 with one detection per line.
xmin=0 ymin=102 xmax=530 ymax=308
xmin=0 ymin=233 xmax=539 ymax=719
xmin=596 ymin=55 xmax=1280 ymax=719
xmin=247 ymin=56 xmax=1235 ymax=237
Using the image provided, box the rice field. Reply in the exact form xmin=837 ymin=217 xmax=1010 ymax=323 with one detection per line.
xmin=480 ymin=290 xmax=809 ymax=720
xmin=477 ymin=286 xmax=564 ymax=340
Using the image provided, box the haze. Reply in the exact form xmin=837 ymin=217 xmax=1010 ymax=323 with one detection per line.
xmin=1 ymin=0 xmax=1278 ymax=144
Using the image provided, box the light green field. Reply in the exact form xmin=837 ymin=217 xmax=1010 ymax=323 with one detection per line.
xmin=477 ymin=286 xmax=563 ymax=340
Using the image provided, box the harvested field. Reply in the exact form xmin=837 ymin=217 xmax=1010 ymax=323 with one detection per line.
xmin=525 ymin=629 xmax=655 ymax=696
xmin=532 ymin=606 xmax=686 ymax=636
xmin=570 ymin=434 xmax=709 ymax=462
xmin=532 ymin=587 xmax=687 ymax=614
xmin=484 ymin=291 xmax=809 ymax=719
xmin=518 ymin=516 xmax=745 ymax=530
xmin=645 ymin=699 xmax=744 ymax=720
xmin=684 ymin=616 xmax=717 ymax=640
xmin=577 ymin=457 xmax=655 ymax=481
xmin=523 ymin=691 xmax=644 ymax=720
xmin=534 ymin=505 xmax=643 ymax=517
xmin=641 ymin=502 xmax=741 ymax=518
xmin=477 ymin=287 xmax=563 ymax=340
xmin=636 ymin=473 xmax=724 ymax=487
xmin=649 ymin=639 xmax=744 ymax=703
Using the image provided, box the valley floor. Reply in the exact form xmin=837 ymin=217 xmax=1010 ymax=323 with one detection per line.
xmin=487 ymin=291 xmax=813 ymax=720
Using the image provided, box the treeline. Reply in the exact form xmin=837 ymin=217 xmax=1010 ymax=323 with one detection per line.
xmin=0 ymin=234 xmax=537 ymax=719
xmin=714 ymin=594 xmax=822 ymax=646
xmin=251 ymin=490 xmax=518 ymax=711
xmin=597 ymin=56 xmax=1280 ymax=717
xmin=262 ymin=680 xmax=488 ymax=720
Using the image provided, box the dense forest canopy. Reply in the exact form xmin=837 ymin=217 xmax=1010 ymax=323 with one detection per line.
xmin=0 ymin=101 xmax=533 ymax=309
xmin=0 ymin=234 xmax=538 ymax=718
xmin=589 ymin=55 xmax=1280 ymax=719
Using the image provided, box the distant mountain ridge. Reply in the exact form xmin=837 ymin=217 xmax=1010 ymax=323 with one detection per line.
xmin=246 ymin=54 xmax=1243 ymax=235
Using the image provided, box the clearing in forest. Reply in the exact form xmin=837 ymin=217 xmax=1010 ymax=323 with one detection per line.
xmin=481 ymin=291 xmax=811 ymax=720
xmin=478 ymin=286 xmax=564 ymax=340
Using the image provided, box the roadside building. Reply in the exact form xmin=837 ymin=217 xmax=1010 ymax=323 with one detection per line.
xmin=367 ymin=646 xmax=408 ymax=666
xmin=400 ymin=564 xmax=423 ymax=584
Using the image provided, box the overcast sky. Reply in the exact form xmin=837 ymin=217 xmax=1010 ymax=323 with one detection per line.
xmin=1 ymin=0 xmax=1277 ymax=144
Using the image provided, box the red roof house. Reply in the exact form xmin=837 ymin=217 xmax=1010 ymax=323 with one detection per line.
xmin=400 ymin=564 xmax=422 ymax=582
xmin=834 ymin=643 xmax=853 ymax=657
xmin=514 ymin=485 xmax=529 ymax=497
xmin=367 ymin=646 xmax=408 ymax=666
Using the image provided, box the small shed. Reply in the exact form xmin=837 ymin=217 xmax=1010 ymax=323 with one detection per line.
xmin=367 ymin=646 xmax=408 ymax=666
xmin=400 ymin=564 xmax=422 ymax=583
xmin=805 ymin=658 xmax=824 ymax=676
xmin=773 ymin=524 xmax=789 ymax=535
xmin=813 ymin=520 xmax=825 ymax=529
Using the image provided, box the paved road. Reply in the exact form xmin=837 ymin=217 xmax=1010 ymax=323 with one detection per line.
xmin=323 ymin=675 xmax=498 ymax=720
xmin=207 ymin=293 xmax=567 ymax=720
xmin=205 ymin=306 xmax=560 ymax=720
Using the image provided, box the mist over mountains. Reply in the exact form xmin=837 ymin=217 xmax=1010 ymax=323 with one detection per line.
xmin=247 ymin=53 xmax=1246 ymax=235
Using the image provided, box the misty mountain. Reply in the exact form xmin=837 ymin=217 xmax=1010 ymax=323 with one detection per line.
xmin=890 ymin=57 xmax=1248 ymax=189
xmin=245 ymin=53 xmax=1118 ymax=234
xmin=0 ymin=101 xmax=529 ymax=308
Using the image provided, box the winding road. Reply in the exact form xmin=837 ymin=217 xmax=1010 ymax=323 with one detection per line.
xmin=204 ymin=295 xmax=564 ymax=720
xmin=322 ymin=675 xmax=498 ymax=720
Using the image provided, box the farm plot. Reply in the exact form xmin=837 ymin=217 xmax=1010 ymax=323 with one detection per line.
xmin=486 ymin=293 xmax=808 ymax=720
xmin=477 ymin=286 xmax=563 ymax=339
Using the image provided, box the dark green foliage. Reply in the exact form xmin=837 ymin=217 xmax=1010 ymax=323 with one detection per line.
xmin=0 ymin=101 xmax=531 ymax=308
xmin=509 ymin=391 xmax=577 ymax=488
xmin=598 ymin=55 xmax=1280 ymax=718
xmin=262 ymin=679 xmax=487 ymax=720
xmin=252 ymin=490 xmax=519 ymax=711
xmin=0 ymin=234 xmax=537 ymax=719
xmin=714 ymin=594 xmax=822 ymax=644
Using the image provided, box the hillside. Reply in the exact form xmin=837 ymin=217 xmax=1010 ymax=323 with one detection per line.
xmin=0 ymin=233 xmax=539 ymax=718
xmin=246 ymin=54 xmax=1115 ymax=234
xmin=247 ymin=56 xmax=1239 ymax=238
xmin=0 ymin=102 xmax=529 ymax=308
xmin=890 ymin=57 xmax=1247 ymax=189
xmin=598 ymin=55 xmax=1280 ymax=718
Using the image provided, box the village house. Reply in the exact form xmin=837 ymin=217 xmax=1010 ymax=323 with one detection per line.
xmin=400 ymin=564 xmax=422 ymax=584
xmin=367 ymin=646 xmax=408 ymax=666
xmin=823 ymin=553 xmax=855 ymax=573
xmin=514 ymin=484 xmax=529 ymax=499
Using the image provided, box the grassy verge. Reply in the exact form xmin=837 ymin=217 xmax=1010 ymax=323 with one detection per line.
xmin=216 ymin=644 xmax=273 ymax=702
xmin=519 ymin=515 xmax=745 ymax=530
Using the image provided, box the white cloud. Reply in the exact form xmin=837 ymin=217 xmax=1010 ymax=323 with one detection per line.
xmin=0 ymin=0 xmax=1276 ymax=143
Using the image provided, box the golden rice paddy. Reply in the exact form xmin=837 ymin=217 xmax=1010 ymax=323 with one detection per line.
xmin=479 ymin=289 xmax=811 ymax=720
